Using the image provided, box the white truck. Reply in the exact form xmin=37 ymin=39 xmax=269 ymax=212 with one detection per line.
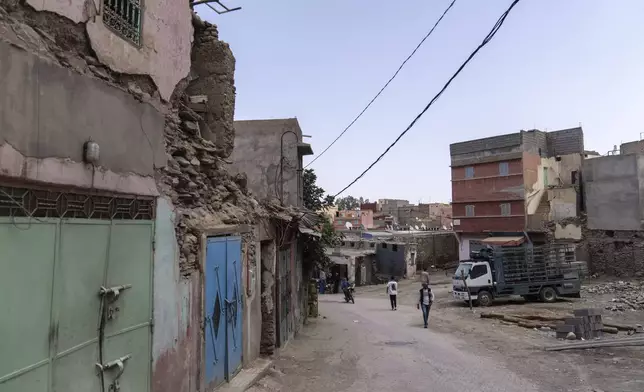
xmin=452 ymin=244 xmax=581 ymax=307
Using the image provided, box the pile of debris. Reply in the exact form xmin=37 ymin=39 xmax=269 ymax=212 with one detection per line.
xmin=583 ymin=281 xmax=644 ymax=311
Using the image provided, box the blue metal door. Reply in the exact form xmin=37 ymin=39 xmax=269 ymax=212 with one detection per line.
xmin=205 ymin=238 xmax=226 ymax=388
xmin=225 ymin=237 xmax=243 ymax=378
xmin=204 ymin=236 xmax=243 ymax=389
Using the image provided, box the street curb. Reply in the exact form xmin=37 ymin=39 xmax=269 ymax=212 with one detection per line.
xmin=216 ymin=358 xmax=273 ymax=392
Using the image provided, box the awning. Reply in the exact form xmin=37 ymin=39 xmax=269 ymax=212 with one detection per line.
xmin=299 ymin=224 xmax=321 ymax=237
xmin=480 ymin=236 xmax=525 ymax=246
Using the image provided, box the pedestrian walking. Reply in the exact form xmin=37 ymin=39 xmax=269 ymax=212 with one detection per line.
xmin=319 ymin=270 xmax=326 ymax=294
xmin=416 ymin=283 xmax=434 ymax=328
xmin=420 ymin=267 xmax=430 ymax=286
xmin=386 ymin=276 xmax=398 ymax=310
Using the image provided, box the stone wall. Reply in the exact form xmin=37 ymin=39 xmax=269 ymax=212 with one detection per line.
xmin=393 ymin=232 xmax=459 ymax=270
xmin=186 ymin=19 xmax=236 ymax=156
xmin=259 ymin=239 xmax=277 ymax=355
xmin=583 ymin=229 xmax=644 ymax=278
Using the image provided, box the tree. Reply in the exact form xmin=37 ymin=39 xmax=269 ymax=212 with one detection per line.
xmin=301 ymin=169 xmax=343 ymax=273
xmin=336 ymin=195 xmax=363 ymax=210
xmin=302 ymin=168 xmax=327 ymax=211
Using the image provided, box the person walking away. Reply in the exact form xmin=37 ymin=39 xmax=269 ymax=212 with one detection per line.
xmin=417 ymin=283 xmax=434 ymax=328
xmin=420 ymin=267 xmax=430 ymax=286
xmin=319 ymin=270 xmax=326 ymax=294
xmin=387 ymin=276 xmax=398 ymax=310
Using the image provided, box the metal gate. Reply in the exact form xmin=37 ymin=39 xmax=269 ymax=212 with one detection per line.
xmin=0 ymin=186 xmax=154 ymax=392
xmin=277 ymin=248 xmax=292 ymax=347
xmin=204 ymin=236 xmax=243 ymax=389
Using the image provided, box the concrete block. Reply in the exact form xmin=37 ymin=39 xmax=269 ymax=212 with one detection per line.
xmin=556 ymin=324 xmax=576 ymax=333
xmin=565 ymin=317 xmax=584 ymax=326
xmin=574 ymin=308 xmax=602 ymax=317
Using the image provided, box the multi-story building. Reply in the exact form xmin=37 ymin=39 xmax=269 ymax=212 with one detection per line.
xmin=450 ymin=127 xmax=584 ymax=259
xmin=428 ymin=203 xmax=453 ymax=228
xmin=333 ymin=209 xmax=374 ymax=230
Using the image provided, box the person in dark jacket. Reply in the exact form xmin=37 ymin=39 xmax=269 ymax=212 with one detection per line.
xmin=416 ymin=283 xmax=435 ymax=328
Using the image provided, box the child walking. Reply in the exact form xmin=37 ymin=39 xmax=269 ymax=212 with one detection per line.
xmin=386 ymin=276 xmax=398 ymax=310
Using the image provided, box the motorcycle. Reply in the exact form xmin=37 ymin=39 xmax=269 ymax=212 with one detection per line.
xmin=343 ymin=282 xmax=356 ymax=304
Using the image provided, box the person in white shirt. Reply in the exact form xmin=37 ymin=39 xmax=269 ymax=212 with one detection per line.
xmin=386 ymin=276 xmax=398 ymax=310
xmin=417 ymin=283 xmax=435 ymax=328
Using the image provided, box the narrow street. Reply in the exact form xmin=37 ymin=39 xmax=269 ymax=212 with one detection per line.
xmin=250 ymin=294 xmax=543 ymax=392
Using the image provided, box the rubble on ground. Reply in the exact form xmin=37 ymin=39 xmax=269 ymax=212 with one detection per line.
xmin=583 ymin=281 xmax=644 ymax=311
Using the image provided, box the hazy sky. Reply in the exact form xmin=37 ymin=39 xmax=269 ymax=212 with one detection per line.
xmin=197 ymin=0 xmax=644 ymax=203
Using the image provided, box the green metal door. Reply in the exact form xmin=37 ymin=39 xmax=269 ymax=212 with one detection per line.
xmin=0 ymin=186 xmax=154 ymax=392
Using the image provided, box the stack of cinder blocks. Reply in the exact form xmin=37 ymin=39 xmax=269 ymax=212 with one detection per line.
xmin=556 ymin=308 xmax=603 ymax=339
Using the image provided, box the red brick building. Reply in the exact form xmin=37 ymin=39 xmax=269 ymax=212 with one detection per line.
xmin=450 ymin=128 xmax=584 ymax=259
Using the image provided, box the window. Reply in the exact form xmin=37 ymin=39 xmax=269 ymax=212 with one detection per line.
xmin=571 ymin=170 xmax=578 ymax=184
xmin=469 ymin=265 xmax=488 ymax=279
xmin=499 ymin=162 xmax=509 ymax=176
xmin=369 ymin=242 xmax=375 ymax=248
xmin=392 ymin=244 xmax=398 ymax=252
xmin=350 ymin=242 xmax=355 ymax=247
xmin=500 ymin=203 xmax=511 ymax=216
xmin=465 ymin=166 xmax=474 ymax=179
xmin=103 ymin=0 xmax=143 ymax=46
xmin=465 ymin=205 xmax=475 ymax=217
xmin=382 ymin=243 xmax=388 ymax=249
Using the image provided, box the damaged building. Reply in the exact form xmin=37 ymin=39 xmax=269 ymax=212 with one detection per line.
xmin=0 ymin=2 xmax=313 ymax=392
xmin=450 ymin=127 xmax=585 ymax=259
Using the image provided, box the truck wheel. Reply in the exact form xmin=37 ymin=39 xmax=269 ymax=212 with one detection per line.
xmin=477 ymin=290 xmax=493 ymax=307
xmin=539 ymin=287 xmax=557 ymax=303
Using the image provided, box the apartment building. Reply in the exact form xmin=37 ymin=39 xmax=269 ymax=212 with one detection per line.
xmin=450 ymin=128 xmax=584 ymax=259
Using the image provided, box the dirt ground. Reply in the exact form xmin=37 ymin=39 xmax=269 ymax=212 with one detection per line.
xmin=355 ymin=272 xmax=644 ymax=391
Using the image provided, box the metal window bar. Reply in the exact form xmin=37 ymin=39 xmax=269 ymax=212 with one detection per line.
xmin=104 ymin=0 xmax=142 ymax=46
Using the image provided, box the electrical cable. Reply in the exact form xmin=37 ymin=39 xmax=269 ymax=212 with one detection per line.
xmin=332 ymin=0 xmax=522 ymax=197
xmin=304 ymin=0 xmax=458 ymax=168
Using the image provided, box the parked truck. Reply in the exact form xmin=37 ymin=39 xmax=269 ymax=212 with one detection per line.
xmin=452 ymin=243 xmax=581 ymax=306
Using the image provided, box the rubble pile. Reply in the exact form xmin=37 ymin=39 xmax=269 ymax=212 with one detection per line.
xmin=583 ymin=281 xmax=644 ymax=311
xmin=157 ymin=109 xmax=264 ymax=275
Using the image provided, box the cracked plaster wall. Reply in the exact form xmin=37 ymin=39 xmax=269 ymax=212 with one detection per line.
xmin=26 ymin=0 xmax=192 ymax=101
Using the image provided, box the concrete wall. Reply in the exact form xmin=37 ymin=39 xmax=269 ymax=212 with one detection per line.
xmin=375 ymin=242 xmax=408 ymax=278
xmin=621 ymin=140 xmax=644 ymax=155
xmin=0 ymin=39 xmax=164 ymax=195
xmin=26 ymin=0 xmax=193 ymax=100
xmin=153 ymin=198 xmax=200 ymax=392
xmin=230 ymin=119 xmax=305 ymax=207
xmin=584 ymin=154 xmax=644 ymax=230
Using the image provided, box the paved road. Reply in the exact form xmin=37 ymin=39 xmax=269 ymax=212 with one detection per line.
xmin=250 ymin=294 xmax=545 ymax=392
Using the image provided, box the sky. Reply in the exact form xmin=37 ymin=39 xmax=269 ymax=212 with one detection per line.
xmin=196 ymin=0 xmax=644 ymax=204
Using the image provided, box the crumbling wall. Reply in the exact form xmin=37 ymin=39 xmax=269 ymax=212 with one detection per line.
xmin=22 ymin=0 xmax=192 ymax=100
xmin=583 ymin=229 xmax=644 ymax=278
xmin=259 ymin=239 xmax=277 ymax=355
xmin=186 ymin=19 xmax=236 ymax=156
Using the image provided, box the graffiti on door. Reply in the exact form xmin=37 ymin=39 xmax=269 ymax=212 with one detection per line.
xmin=204 ymin=236 xmax=243 ymax=389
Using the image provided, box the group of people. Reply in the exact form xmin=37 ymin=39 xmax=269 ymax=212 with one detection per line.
xmin=318 ymin=270 xmax=349 ymax=295
xmin=386 ymin=267 xmax=434 ymax=328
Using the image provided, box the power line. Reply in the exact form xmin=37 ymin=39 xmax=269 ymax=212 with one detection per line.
xmin=304 ymin=0 xmax=458 ymax=169
xmin=333 ymin=0 xmax=522 ymax=198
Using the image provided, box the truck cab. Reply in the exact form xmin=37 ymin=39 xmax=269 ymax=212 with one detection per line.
xmin=452 ymin=260 xmax=493 ymax=304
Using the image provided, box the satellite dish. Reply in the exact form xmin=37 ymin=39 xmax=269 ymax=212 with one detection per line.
xmin=421 ymin=224 xmax=427 ymax=230
xmin=345 ymin=221 xmax=353 ymax=230
xmin=414 ymin=225 xmax=420 ymax=231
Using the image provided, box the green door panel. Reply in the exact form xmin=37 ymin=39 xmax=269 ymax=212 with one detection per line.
xmin=103 ymin=326 xmax=150 ymax=392
xmin=52 ymin=343 xmax=101 ymax=392
xmin=0 ymin=363 xmax=48 ymax=392
xmin=55 ymin=222 xmax=110 ymax=354
xmin=104 ymin=223 xmax=153 ymax=336
xmin=0 ymin=220 xmax=57 ymax=385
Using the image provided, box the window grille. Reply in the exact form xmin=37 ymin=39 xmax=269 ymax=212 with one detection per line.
xmin=0 ymin=185 xmax=155 ymax=220
xmin=103 ymin=0 xmax=142 ymax=46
